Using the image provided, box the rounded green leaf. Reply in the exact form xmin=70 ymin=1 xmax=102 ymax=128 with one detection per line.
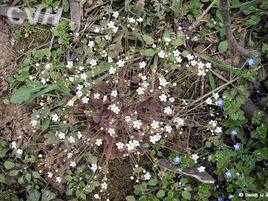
xmin=218 ymin=40 xmax=228 ymax=53
xmin=4 ymin=161 xmax=15 ymax=169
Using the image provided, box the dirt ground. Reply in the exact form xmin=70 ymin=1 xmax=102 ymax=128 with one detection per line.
xmin=0 ymin=19 xmax=33 ymax=156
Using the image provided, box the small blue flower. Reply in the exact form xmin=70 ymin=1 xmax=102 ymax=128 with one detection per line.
xmin=217 ymin=195 xmax=224 ymax=201
xmin=228 ymin=194 xmax=234 ymax=200
xmin=172 ymin=156 xmax=181 ymax=165
xmin=246 ymin=57 xmax=255 ymax=65
xmin=230 ymin=129 xmax=237 ymax=137
xmin=217 ymin=98 xmax=224 ymax=107
xmin=225 ymin=171 xmax=234 ymax=179
xmin=234 ymin=143 xmax=241 ymax=151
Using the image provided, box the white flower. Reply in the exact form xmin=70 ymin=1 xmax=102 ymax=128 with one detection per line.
xmin=108 ymin=56 xmax=113 ymax=63
xmin=144 ymin=172 xmax=151 ymax=180
xmin=47 ymin=172 xmax=53 ymax=178
xmin=76 ymin=90 xmax=83 ymax=98
xmin=108 ymin=128 xmax=116 ymax=136
xmin=187 ymin=54 xmax=194 ymax=60
xmin=82 ymin=96 xmax=89 ymax=104
xmin=159 ymin=77 xmax=168 ymax=87
xmin=191 ymin=154 xmax=199 ymax=163
xmin=136 ymin=87 xmax=145 ymax=95
xmin=94 ymin=93 xmax=101 ymax=99
xmin=109 ymin=67 xmax=116 ymax=74
xmin=66 ymin=61 xmax=73 ymax=69
xmin=111 ymin=90 xmax=118 ymax=98
xmin=126 ymin=140 xmax=140 ymax=152
xmin=94 ymin=27 xmax=100 ymax=33
xmin=169 ymin=97 xmax=175 ymax=103
xmin=68 ymin=136 xmax=75 ymax=143
xmin=107 ymin=21 xmax=115 ymax=29
xmin=77 ymin=131 xmax=82 ymax=139
xmin=80 ymin=73 xmax=87 ymax=80
xmin=112 ymin=26 xmax=118 ymax=33
xmin=133 ymin=120 xmax=142 ymax=130
xmin=101 ymin=182 xmax=107 ymax=190
xmin=215 ymin=126 xmax=222 ymax=133
xmin=137 ymin=17 xmax=143 ymax=22
xmin=213 ymin=93 xmax=219 ymax=99
xmin=149 ymin=133 xmax=161 ymax=144
xmin=94 ymin=194 xmax=100 ymax=199
xmin=70 ymin=161 xmax=77 ymax=168
xmin=67 ymin=99 xmax=74 ymax=107
xmin=206 ymin=63 xmax=212 ymax=69
xmin=58 ymin=132 xmax=65 ymax=140
xmin=52 ymin=114 xmax=59 ymax=122
xmin=90 ymin=163 xmax=98 ymax=172
xmin=128 ymin=17 xmax=135 ymax=23
xmin=164 ymin=37 xmax=171 ymax=42
xmin=117 ymin=60 xmax=125 ymax=67
xmin=40 ymin=78 xmax=46 ymax=85
xmin=116 ymin=142 xmax=124 ymax=150
xmin=112 ymin=11 xmax=119 ymax=18
xmin=139 ymin=61 xmax=146 ymax=69
xmin=205 ymin=97 xmax=212 ymax=105
xmin=151 ymin=120 xmax=160 ymax=129
xmin=95 ymin=138 xmax=103 ymax=146
xmin=16 ymin=149 xmax=23 ymax=155
xmin=67 ymin=152 xmax=73 ymax=158
xmin=109 ymin=104 xmax=120 ymax=114
xmin=88 ymin=41 xmax=95 ymax=48
xmin=174 ymin=117 xmax=184 ymax=126
xmin=159 ymin=94 xmax=167 ymax=102
xmin=198 ymin=166 xmax=205 ymax=173
xmin=165 ymin=125 xmax=172 ymax=133
xmin=209 ymin=120 xmax=217 ymax=128
xmin=173 ymin=49 xmax=181 ymax=57
xmin=56 ymin=176 xmax=62 ymax=183
xmin=176 ymin=56 xmax=182 ymax=63
xmin=90 ymin=59 xmax=97 ymax=67
xmin=125 ymin=116 xmax=131 ymax=123
xmin=158 ymin=50 xmax=166 ymax=58
xmin=11 ymin=141 xmax=16 ymax=149
xmin=164 ymin=106 xmax=172 ymax=115
xmin=31 ymin=120 xmax=37 ymax=127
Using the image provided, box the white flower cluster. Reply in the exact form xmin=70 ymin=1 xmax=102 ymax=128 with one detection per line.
xmin=186 ymin=54 xmax=212 ymax=76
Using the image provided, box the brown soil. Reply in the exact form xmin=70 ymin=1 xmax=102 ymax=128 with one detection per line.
xmin=0 ymin=19 xmax=32 ymax=154
xmin=107 ymin=159 xmax=134 ymax=201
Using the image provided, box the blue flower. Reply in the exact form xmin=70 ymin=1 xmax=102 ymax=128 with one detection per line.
xmin=246 ymin=57 xmax=255 ymax=65
xmin=230 ymin=129 xmax=237 ymax=137
xmin=172 ymin=156 xmax=181 ymax=165
xmin=234 ymin=143 xmax=241 ymax=151
xmin=225 ymin=171 xmax=234 ymax=179
xmin=217 ymin=195 xmax=224 ymax=201
xmin=217 ymin=98 xmax=224 ymax=107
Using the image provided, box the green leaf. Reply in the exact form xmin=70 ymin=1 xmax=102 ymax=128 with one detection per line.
xmin=147 ymin=179 xmax=158 ymax=186
xmin=62 ymin=0 xmax=70 ymax=12
xmin=208 ymin=72 xmax=216 ymax=90
xmin=32 ymin=171 xmax=41 ymax=179
xmin=4 ymin=161 xmax=15 ymax=169
xmin=11 ymin=86 xmax=43 ymax=104
xmin=142 ymin=34 xmax=154 ymax=45
xmin=0 ymin=174 xmax=5 ymax=183
xmin=126 ymin=195 xmax=136 ymax=201
xmin=182 ymin=190 xmax=191 ymax=200
xmin=41 ymin=190 xmax=56 ymax=201
xmin=143 ymin=49 xmax=155 ymax=57
xmin=9 ymin=170 xmax=19 ymax=176
xmin=173 ymin=38 xmax=184 ymax=47
xmin=218 ymin=40 xmax=228 ymax=53
xmin=156 ymin=190 xmax=165 ymax=198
